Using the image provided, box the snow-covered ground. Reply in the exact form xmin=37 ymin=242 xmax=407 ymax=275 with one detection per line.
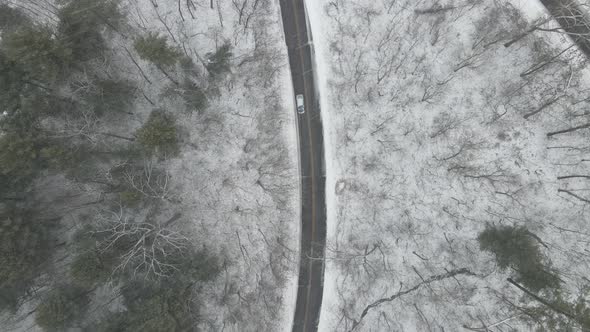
xmin=1 ymin=0 xmax=299 ymax=331
xmin=131 ymin=2 xmax=301 ymax=329
xmin=111 ymin=0 xmax=301 ymax=329
xmin=306 ymin=0 xmax=590 ymax=330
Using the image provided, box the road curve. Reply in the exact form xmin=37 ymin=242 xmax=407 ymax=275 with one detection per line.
xmin=278 ymin=0 xmax=327 ymax=331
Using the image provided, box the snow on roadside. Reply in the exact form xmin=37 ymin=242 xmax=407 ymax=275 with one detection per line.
xmin=303 ymin=0 xmax=339 ymax=331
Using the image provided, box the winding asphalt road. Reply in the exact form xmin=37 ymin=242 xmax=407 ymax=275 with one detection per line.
xmin=278 ymin=1 xmax=327 ymax=331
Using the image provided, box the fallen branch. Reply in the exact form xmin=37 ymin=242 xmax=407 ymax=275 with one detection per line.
xmin=520 ymin=44 xmax=575 ymax=77
xmin=523 ymin=96 xmax=562 ymax=119
xmin=547 ymin=122 xmax=590 ymax=137
xmin=558 ymin=189 xmax=590 ymax=203
xmin=348 ymin=268 xmax=475 ymax=331
xmin=463 ymin=314 xmax=523 ymax=331
xmin=414 ymin=6 xmax=456 ymax=14
xmin=557 ymin=175 xmax=590 ymax=180
xmin=98 ymin=132 xmax=135 ymax=141
xmin=507 ymin=278 xmax=575 ymax=319
xmin=124 ymin=47 xmax=152 ymax=84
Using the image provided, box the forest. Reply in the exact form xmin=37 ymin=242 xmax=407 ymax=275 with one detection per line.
xmin=306 ymin=0 xmax=590 ymax=330
xmin=0 ymin=0 xmax=298 ymax=331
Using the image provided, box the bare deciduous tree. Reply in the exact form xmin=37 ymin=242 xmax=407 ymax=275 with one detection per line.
xmin=121 ymin=159 xmax=174 ymax=202
xmin=94 ymin=206 xmax=188 ymax=279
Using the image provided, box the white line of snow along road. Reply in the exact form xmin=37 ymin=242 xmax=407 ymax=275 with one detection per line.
xmin=301 ymin=1 xmax=338 ymax=331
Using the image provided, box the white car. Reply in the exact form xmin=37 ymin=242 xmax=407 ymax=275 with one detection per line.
xmin=296 ymin=94 xmax=305 ymax=114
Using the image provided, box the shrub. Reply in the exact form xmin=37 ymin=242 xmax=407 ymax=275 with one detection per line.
xmin=478 ymin=225 xmax=560 ymax=291
xmin=134 ymin=33 xmax=181 ymax=67
xmin=87 ymin=311 xmax=129 ymax=332
xmin=180 ymin=82 xmax=208 ymax=112
xmin=163 ymin=80 xmax=208 ymax=113
xmin=0 ymin=287 xmax=25 ymax=313
xmin=525 ymin=289 xmax=590 ymax=331
xmin=40 ymin=144 xmax=83 ymax=172
xmin=136 ymin=109 xmax=178 ymax=154
xmin=70 ymin=250 xmax=115 ymax=287
xmin=178 ymin=249 xmax=220 ymax=283
xmin=179 ymin=55 xmax=200 ymax=77
xmin=84 ymin=246 xmax=218 ymax=330
xmin=0 ymin=97 xmax=69 ymax=187
xmin=119 ymin=190 xmax=142 ymax=207
xmin=0 ymin=133 xmax=39 ymax=194
xmin=0 ymin=207 xmax=50 ymax=279
xmin=206 ymin=42 xmax=233 ymax=78
xmin=83 ymin=79 xmax=135 ymax=115
xmin=0 ymin=81 xmax=56 ymax=132
xmin=116 ymin=250 xmax=218 ymax=330
xmin=71 ymin=225 xmax=95 ymax=250
xmin=120 ymin=279 xmax=194 ymax=331
xmin=0 ymin=131 xmax=39 ymax=179
xmin=57 ymin=0 xmax=124 ymax=30
xmin=35 ymin=285 xmax=89 ymax=331
xmin=0 ymin=52 xmax=28 ymax=116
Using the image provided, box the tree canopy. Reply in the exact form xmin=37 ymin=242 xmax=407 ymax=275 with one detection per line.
xmin=206 ymin=42 xmax=233 ymax=78
xmin=0 ymin=131 xmax=40 ymax=180
xmin=56 ymin=0 xmax=124 ymax=62
xmin=70 ymin=249 xmax=115 ymax=288
xmin=136 ymin=109 xmax=179 ymax=155
xmin=134 ymin=33 xmax=181 ymax=67
xmin=163 ymin=79 xmax=208 ymax=113
xmin=0 ymin=5 xmax=31 ymax=33
xmin=120 ymin=279 xmax=193 ymax=332
xmin=83 ymin=78 xmax=136 ymax=115
xmin=0 ymin=205 xmax=51 ymax=311
xmin=83 ymin=247 xmax=218 ymax=331
xmin=478 ymin=225 xmax=560 ymax=291
xmin=35 ymin=285 xmax=89 ymax=331
xmin=2 ymin=26 xmax=72 ymax=81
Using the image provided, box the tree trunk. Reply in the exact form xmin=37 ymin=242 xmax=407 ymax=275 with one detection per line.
xmin=507 ymin=278 xmax=575 ymax=319
xmin=156 ymin=65 xmax=179 ymax=86
xmin=558 ymin=189 xmax=590 ymax=203
xmin=557 ymin=175 xmax=590 ymax=180
xmin=547 ymin=122 xmax=590 ymax=137
xmin=98 ymin=132 xmax=135 ymax=141
xmin=523 ymin=96 xmax=561 ymax=119
xmin=520 ymin=44 xmax=575 ymax=77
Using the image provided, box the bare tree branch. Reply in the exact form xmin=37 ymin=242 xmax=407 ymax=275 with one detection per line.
xmin=348 ymin=268 xmax=475 ymax=331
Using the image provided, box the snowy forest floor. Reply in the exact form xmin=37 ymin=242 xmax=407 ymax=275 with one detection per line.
xmin=306 ymin=0 xmax=590 ymax=330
